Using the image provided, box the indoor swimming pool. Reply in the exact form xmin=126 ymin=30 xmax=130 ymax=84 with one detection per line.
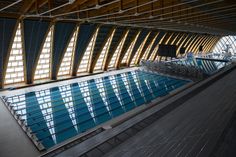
xmin=176 ymin=58 xmax=228 ymax=75
xmin=1 ymin=70 xmax=190 ymax=150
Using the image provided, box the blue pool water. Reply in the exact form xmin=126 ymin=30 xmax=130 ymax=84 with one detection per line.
xmin=176 ymin=58 xmax=228 ymax=75
xmin=4 ymin=70 xmax=190 ymax=149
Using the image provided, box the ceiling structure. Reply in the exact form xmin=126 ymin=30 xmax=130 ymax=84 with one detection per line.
xmin=0 ymin=0 xmax=234 ymax=89
xmin=0 ymin=0 xmax=236 ymax=36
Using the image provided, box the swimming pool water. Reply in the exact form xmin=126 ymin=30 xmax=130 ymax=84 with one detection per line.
xmin=4 ymin=70 xmax=190 ymax=150
xmin=176 ymin=58 xmax=228 ymax=75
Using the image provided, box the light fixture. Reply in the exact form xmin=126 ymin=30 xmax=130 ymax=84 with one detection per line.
xmin=119 ymin=10 xmax=124 ymax=13
xmin=149 ymin=15 xmax=154 ymax=19
xmin=95 ymin=4 xmax=101 ymax=9
xmin=69 ymin=0 xmax=75 ymax=4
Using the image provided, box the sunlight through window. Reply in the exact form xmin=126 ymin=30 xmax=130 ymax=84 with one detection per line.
xmin=121 ymin=32 xmax=140 ymax=64
xmin=78 ymin=28 xmax=99 ymax=73
xmin=34 ymin=27 xmax=53 ymax=80
xmin=94 ymin=29 xmax=115 ymax=71
xmin=58 ymin=27 xmax=78 ymax=76
xmin=142 ymin=34 xmax=158 ymax=60
xmin=5 ymin=23 xmax=24 ymax=85
xmin=130 ymin=33 xmax=150 ymax=65
xmin=108 ymin=31 xmax=128 ymax=68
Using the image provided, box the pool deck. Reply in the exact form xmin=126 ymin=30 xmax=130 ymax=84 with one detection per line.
xmin=0 ymin=64 xmax=235 ymax=157
xmin=102 ymin=65 xmax=236 ymax=157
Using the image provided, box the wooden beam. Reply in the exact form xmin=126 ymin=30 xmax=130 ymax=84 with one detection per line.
xmin=208 ymin=37 xmax=221 ymax=52
xmin=20 ymin=0 xmax=37 ymax=18
xmin=1 ymin=20 xmax=20 ymax=88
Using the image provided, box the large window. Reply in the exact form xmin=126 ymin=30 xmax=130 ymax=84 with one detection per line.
xmin=142 ymin=34 xmax=158 ymax=60
xmin=130 ymin=33 xmax=150 ymax=65
xmin=94 ymin=30 xmax=115 ymax=71
xmin=5 ymin=23 xmax=24 ymax=85
xmin=34 ymin=27 xmax=53 ymax=80
xmin=108 ymin=31 xmax=128 ymax=68
xmin=58 ymin=28 xmax=78 ymax=76
xmin=213 ymin=36 xmax=236 ymax=54
xmin=149 ymin=44 xmax=159 ymax=61
xmin=78 ymin=28 xmax=99 ymax=73
xmin=121 ymin=32 xmax=140 ymax=64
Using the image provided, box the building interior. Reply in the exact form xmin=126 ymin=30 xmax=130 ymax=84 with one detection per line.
xmin=0 ymin=0 xmax=236 ymax=157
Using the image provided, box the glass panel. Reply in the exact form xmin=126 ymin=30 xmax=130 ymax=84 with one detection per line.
xmin=5 ymin=23 xmax=24 ymax=85
xmin=108 ymin=31 xmax=128 ymax=68
xmin=149 ymin=44 xmax=159 ymax=60
xmin=58 ymin=27 xmax=78 ymax=76
xmin=130 ymin=33 xmax=150 ymax=65
xmin=213 ymin=35 xmax=236 ymax=55
xmin=121 ymin=32 xmax=140 ymax=64
xmin=34 ymin=27 xmax=53 ymax=80
xmin=78 ymin=28 xmax=99 ymax=73
xmin=94 ymin=30 xmax=115 ymax=71
xmin=142 ymin=34 xmax=158 ymax=60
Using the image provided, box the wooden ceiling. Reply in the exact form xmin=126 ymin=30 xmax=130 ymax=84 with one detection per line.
xmin=0 ymin=0 xmax=236 ymax=36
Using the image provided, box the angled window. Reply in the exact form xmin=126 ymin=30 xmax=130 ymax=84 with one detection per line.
xmin=5 ymin=23 xmax=24 ymax=85
xmin=130 ymin=33 xmax=150 ymax=65
xmin=78 ymin=28 xmax=99 ymax=73
xmin=121 ymin=32 xmax=140 ymax=64
xmin=149 ymin=44 xmax=159 ymax=60
xmin=58 ymin=27 xmax=78 ymax=76
xmin=108 ymin=31 xmax=128 ymax=68
xmin=94 ymin=30 xmax=115 ymax=71
xmin=34 ymin=27 xmax=53 ymax=80
xmin=213 ymin=36 xmax=236 ymax=55
xmin=142 ymin=34 xmax=158 ymax=60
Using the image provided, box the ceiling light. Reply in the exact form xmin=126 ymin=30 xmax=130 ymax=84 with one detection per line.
xmin=95 ymin=4 xmax=101 ymax=9
xmin=149 ymin=15 xmax=154 ymax=19
xmin=119 ymin=10 xmax=124 ymax=13
xmin=69 ymin=0 xmax=75 ymax=4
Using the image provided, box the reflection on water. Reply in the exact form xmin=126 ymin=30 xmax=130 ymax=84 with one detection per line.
xmin=6 ymin=70 xmax=189 ymax=149
xmin=176 ymin=58 xmax=228 ymax=75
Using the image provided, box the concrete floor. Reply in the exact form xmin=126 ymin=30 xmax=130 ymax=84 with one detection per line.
xmin=103 ymin=68 xmax=236 ymax=157
xmin=0 ymin=100 xmax=40 ymax=157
